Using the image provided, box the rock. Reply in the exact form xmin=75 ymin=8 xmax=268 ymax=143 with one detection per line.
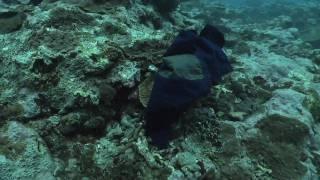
xmin=17 ymin=88 xmax=42 ymax=119
xmin=58 ymin=112 xmax=88 ymax=136
xmin=244 ymin=130 xmax=308 ymax=180
xmin=108 ymin=60 xmax=140 ymax=88
xmin=257 ymin=114 xmax=310 ymax=144
xmin=171 ymin=138 xmax=218 ymax=179
xmin=93 ymin=137 xmax=140 ymax=177
xmin=171 ymin=150 xmax=218 ymax=179
xmin=237 ymin=43 xmax=314 ymax=86
xmin=46 ymin=6 xmax=95 ymax=30
xmin=256 ymin=89 xmax=312 ymax=143
xmin=174 ymin=152 xmax=199 ymax=168
xmin=219 ymin=121 xmax=245 ymax=156
xmin=0 ymin=11 xmax=26 ymax=34
xmin=242 ymin=89 xmax=316 ymax=179
xmin=220 ymin=157 xmax=255 ymax=180
xmin=28 ymin=28 xmax=79 ymax=53
xmin=0 ymin=0 xmax=320 ymax=179
xmin=0 ymin=121 xmax=60 ymax=180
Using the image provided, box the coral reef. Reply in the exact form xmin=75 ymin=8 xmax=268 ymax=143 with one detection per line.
xmin=0 ymin=0 xmax=320 ymax=179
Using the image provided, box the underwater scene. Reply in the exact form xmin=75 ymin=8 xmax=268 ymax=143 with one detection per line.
xmin=0 ymin=0 xmax=320 ymax=179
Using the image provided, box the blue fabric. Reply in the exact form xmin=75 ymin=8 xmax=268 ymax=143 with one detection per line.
xmin=145 ymin=29 xmax=233 ymax=148
xmin=164 ymin=30 xmax=232 ymax=84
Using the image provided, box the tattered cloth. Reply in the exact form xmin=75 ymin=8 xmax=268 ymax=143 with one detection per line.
xmin=145 ymin=27 xmax=233 ymax=148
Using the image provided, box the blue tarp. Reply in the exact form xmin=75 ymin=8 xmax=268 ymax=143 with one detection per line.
xmin=145 ymin=26 xmax=233 ymax=148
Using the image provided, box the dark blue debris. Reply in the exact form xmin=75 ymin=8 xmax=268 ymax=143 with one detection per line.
xmin=145 ymin=25 xmax=233 ymax=149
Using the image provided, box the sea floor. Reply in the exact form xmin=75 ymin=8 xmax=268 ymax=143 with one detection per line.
xmin=0 ymin=0 xmax=320 ymax=179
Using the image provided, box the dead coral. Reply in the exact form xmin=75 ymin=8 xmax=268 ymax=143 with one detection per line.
xmin=45 ymin=7 xmax=95 ymax=30
xmin=27 ymin=28 xmax=79 ymax=53
xmin=0 ymin=136 xmax=26 ymax=160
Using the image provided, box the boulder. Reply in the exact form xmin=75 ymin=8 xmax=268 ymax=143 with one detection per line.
xmin=250 ymin=89 xmax=313 ymax=144
xmin=0 ymin=121 xmax=60 ymax=180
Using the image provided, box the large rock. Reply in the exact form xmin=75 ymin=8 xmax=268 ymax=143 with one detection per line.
xmin=0 ymin=121 xmax=60 ymax=180
xmin=246 ymin=89 xmax=313 ymax=143
xmin=242 ymin=89 xmax=317 ymax=179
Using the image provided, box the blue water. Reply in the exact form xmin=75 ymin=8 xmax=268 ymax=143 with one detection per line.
xmin=209 ymin=0 xmax=316 ymax=7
